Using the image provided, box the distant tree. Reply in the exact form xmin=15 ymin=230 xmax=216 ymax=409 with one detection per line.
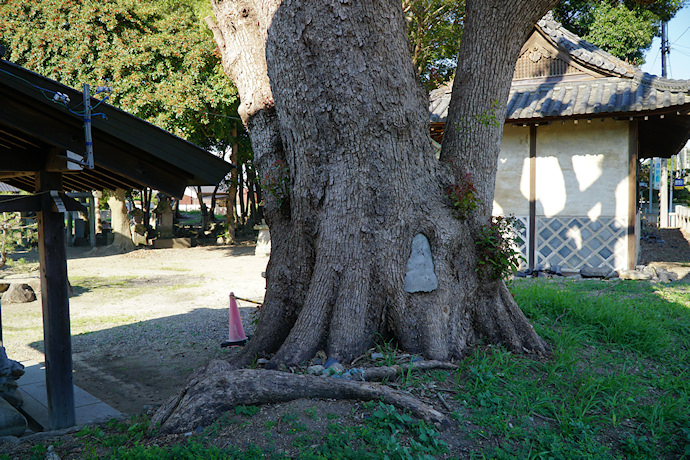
xmin=404 ymin=0 xmax=685 ymax=90
xmin=0 ymin=0 xmax=247 ymax=243
xmin=0 ymin=0 xmax=239 ymax=150
xmin=553 ymin=0 xmax=685 ymax=65
xmin=403 ymin=0 xmax=466 ymax=90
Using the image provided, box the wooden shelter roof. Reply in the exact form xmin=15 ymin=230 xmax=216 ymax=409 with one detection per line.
xmin=0 ymin=59 xmax=232 ymax=197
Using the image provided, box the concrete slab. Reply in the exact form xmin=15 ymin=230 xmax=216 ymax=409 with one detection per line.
xmin=153 ymin=237 xmax=192 ymax=249
xmin=17 ymin=387 xmax=48 ymax=430
xmin=0 ymin=398 xmax=26 ymax=437
xmin=17 ymin=362 xmax=43 ymax=385
xmin=17 ymin=361 xmax=123 ymax=431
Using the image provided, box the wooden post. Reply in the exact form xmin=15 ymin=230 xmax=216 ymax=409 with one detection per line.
xmin=628 ymin=121 xmax=639 ymax=270
xmin=660 ymin=159 xmax=669 ymax=228
xmin=529 ymin=125 xmax=537 ymax=271
xmin=36 ymin=170 xmax=76 ymax=430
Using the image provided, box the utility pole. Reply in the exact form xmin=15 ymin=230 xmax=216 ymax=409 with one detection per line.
xmin=661 ymin=21 xmax=670 ymax=78
xmin=659 ymin=21 xmax=671 ymax=227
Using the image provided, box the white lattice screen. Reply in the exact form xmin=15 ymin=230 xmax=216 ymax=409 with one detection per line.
xmin=511 ymin=216 xmax=529 ymax=270
xmin=535 ymin=217 xmax=627 ymax=270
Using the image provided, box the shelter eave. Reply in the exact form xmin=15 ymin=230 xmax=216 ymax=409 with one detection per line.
xmin=0 ymin=59 xmax=232 ymax=197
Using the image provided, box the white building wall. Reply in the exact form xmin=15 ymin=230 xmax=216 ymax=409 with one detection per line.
xmin=535 ymin=119 xmax=629 ymax=219
xmin=494 ymin=125 xmax=530 ymax=216
xmin=494 ymin=119 xmax=633 ymax=271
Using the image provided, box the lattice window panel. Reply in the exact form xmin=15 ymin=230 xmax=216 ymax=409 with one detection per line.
xmin=511 ymin=216 xmax=529 ymax=269
xmin=493 ymin=215 xmax=530 ymax=269
xmin=535 ymin=217 xmax=627 ymax=270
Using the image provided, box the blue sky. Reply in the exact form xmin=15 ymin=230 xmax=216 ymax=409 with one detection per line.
xmin=640 ymin=5 xmax=690 ymax=79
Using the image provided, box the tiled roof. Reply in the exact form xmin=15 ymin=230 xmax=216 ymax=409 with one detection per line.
xmin=508 ymin=74 xmax=690 ymax=121
xmin=536 ymin=12 xmax=636 ymax=79
xmin=429 ymin=13 xmax=690 ymax=123
xmin=430 ymin=75 xmax=690 ymax=123
xmin=0 ymin=182 xmax=21 ymax=193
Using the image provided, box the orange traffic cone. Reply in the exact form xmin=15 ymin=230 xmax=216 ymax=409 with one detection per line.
xmin=221 ymin=292 xmax=248 ymax=347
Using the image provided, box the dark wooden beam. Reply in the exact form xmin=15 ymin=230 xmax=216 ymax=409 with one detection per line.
xmin=36 ymin=171 xmax=76 ymax=430
xmin=0 ymin=172 xmax=33 ymax=180
xmin=58 ymin=194 xmax=87 ymax=212
xmin=0 ymin=127 xmax=41 ymax=149
xmin=91 ymin=168 xmax=145 ymax=191
xmin=0 ymin=195 xmax=40 ymax=212
xmin=0 ymin=149 xmax=48 ymax=171
xmin=0 ymin=193 xmax=84 ymax=213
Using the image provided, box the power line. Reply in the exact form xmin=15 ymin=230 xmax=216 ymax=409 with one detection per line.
xmin=671 ymin=25 xmax=690 ymax=45
xmin=647 ymin=48 xmax=661 ymax=73
xmin=672 ymin=48 xmax=690 ymax=58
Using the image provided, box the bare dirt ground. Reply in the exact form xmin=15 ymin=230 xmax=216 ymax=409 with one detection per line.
xmin=639 ymin=227 xmax=690 ymax=281
xmin=2 ymin=242 xmax=268 ymax=415
xmin=1 ymin=228 xmax=689 ymax=458
xmin=3 ymin=227 xmax=690 ymax=418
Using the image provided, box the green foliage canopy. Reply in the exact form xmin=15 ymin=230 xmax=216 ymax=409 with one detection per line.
xmin=406 ymin=0 xmax=684 ymax=89
xmin=553 ymin=0 xmax=685 ymax=65
xmin=0 ymin=0 xmax=239 ymax=150
xmin=403 ymin=0 xmax=466 ymax=91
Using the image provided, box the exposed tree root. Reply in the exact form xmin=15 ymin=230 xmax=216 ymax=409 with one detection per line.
xmin=360 ymin=360 xmax=460 ymax=382
xmin=152 ymin=360 xmax=449 ymax=434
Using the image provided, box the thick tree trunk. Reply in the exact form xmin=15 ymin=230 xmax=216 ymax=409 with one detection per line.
xmin=195 ymin=186 xmax=209 ymax=231
xmin=208 ymin=0 xmax=556 ymax=368
xmin=238 ymin=166 xmax=246 ymax=224
xmin=225 ymin=127 xmax=240 ymax=243
xmin=107 ymin=188 xmax=134 ymax=252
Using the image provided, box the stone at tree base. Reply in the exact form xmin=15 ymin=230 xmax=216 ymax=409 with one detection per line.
xmin=0 ymin=397 xmax=26 ymax=437
xmin=1 ymin=389 xmax=22 ymax=409
xmin=653 ymin=267 xmax=676 ymax=283
xmin=619 ymin=269 xmax=652 ymax=280
xmin=307 ymin=365 xmax=325 ymax=375
xmin=404 ymin=234 xmax=438 ymax=293
xmin=654 ymin=273 xmax=671 ymax=283
xmin=0 ymin=283 xmax=35 ymax=304
xmin=640 ymin=266 xmax=656 ymax=278
xmin=580 ymin=266 xmax=612 ymax=279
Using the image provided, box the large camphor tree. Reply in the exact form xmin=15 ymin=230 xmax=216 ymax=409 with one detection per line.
xmin=209 ymin=0 xmax=557 ymax=366
xmin=153 ymin=0 xmax=558 ymax=432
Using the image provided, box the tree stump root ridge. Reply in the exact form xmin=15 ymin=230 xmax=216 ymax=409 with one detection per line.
xmin=152 ymin=359 xmax=460 ymax=434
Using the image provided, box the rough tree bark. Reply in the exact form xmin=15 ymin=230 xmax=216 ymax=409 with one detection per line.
xmin=106 ymin=188 xmax=134 ymax=252
xmin=206 ymin=0 xmax=557 ymax=368
xmin=224 ymin=125 xmax=240 ymax=243
xmin=152 ymin=360 xmax=450 ymax=434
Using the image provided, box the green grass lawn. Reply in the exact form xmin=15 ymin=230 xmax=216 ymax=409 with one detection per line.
xmin=7 ymin=279 xmax=689 ymax=459
xmin=461 ymin=279 xmax=689 ymax=458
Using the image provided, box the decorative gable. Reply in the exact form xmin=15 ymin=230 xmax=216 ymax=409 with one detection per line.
xmin=511 ymin=29 xmax=602 ymax=81
xmin=514 ymin=42 xmax=583 ymax=79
